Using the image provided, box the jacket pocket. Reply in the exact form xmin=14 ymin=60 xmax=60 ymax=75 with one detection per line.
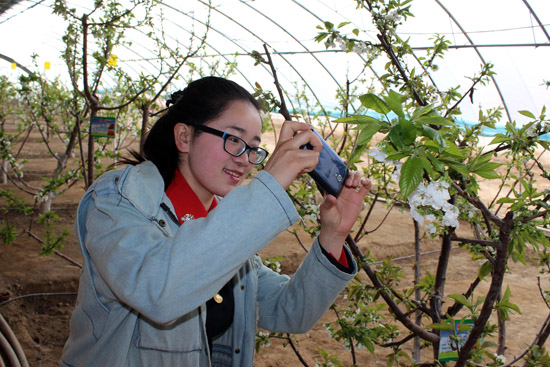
xmin=136 ymin=308 xmax=202 ymax=352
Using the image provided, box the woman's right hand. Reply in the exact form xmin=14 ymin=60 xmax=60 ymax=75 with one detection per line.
xmin=263 ymin=121 xmax=322 ymax=190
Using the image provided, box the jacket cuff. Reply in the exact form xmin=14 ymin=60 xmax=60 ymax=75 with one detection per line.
xmin=319 ymin=244 xmax=354 ymax=274
xmin=310 ymin=238 xmax=357 ymax=280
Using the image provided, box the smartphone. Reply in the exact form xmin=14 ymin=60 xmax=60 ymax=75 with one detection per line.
xmin=301 ymin=130 xmax=349 ymax=197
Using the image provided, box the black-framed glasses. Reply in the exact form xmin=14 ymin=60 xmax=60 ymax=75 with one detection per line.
xmin=193 ymin=124 xmax=269 ymax=165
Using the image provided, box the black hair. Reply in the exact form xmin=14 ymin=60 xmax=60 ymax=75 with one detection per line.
xmin=125 ymin=76 xmax=261 ymax=189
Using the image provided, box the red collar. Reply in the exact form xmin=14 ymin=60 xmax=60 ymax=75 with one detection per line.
xmin=165 ymin=169 xmax=218 ymax=224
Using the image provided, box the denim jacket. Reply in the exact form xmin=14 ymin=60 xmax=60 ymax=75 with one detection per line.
xmin=61 ymin=161 xmax=356 ymax=367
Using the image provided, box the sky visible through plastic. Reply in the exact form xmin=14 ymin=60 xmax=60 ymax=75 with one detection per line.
xmin=1 ymin=0 xmax=549 ymax=130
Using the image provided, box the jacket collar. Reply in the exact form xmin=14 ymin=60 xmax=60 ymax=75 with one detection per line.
xmin=117 ymin=161 xmax=167 ymax=219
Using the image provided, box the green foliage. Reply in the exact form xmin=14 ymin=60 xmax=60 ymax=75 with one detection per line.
xmin=37 ymin=211 xmax=69 ymax=255
xmin=254 ymin=330 xmax=273 ymax=353
xmin=262 ymin=256 xmax=284 ymax=273
xmin=524 ymin=346 xmax=550 ymax=367
xmin=0 ymin=220 xmax=18 ymax=245
xmin=0 ymin=189 xmax=33 ymax=216
xmin=494 ymin=285 xmax=521 ymax=321
xmin=315 ymin=348 xmax=345 ymax=367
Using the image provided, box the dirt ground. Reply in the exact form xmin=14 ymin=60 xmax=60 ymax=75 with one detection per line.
xmin=0 ymin=119 xmax=549 ymax=366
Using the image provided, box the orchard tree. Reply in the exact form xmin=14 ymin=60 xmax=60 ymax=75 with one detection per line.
xmin=256 ymin=1 xmax=550 ymax=366
xmin=0 ymin=75 xmax=19 ymax=184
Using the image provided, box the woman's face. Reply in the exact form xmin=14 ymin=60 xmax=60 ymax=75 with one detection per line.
xmin=179 ymin=100 xmax=263 ymax=204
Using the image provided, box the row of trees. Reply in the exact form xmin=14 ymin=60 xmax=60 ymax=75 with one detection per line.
xmin=1 ymin=0 xmax=549 ymax=366
xmin=1 ymin=0 xmax=215 ymax=213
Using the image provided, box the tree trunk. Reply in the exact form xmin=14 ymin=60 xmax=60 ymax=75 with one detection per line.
xmin=413 ymin=219 xmax=422 ymax=362
xmin=455 ymin=212 xmax=514 ymax=367
xmin=87 ymin=117 xmax=95 ymax=187
xmin=1 ymin=159 xmax=7 ymax=184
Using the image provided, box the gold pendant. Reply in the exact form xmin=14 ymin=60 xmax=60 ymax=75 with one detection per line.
xmin=213 ymin=293 xmax=223 ymax=303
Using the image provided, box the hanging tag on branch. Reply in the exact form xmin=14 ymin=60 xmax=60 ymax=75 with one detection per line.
xmin=91 ymin=116 xmax=116 ymax=139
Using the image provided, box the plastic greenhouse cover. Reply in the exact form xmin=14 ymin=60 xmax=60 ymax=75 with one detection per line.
xmin=1 ymin=0 xmax=549 ymax=130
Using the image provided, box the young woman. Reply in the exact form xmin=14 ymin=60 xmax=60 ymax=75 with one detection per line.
xmin=61 ymin=76 xmax=371 ymax=367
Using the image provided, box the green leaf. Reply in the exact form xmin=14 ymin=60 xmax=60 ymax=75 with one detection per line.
xmin=489 ymin=134 xmax=511 ymax=145
xmin=424 ymin=151 xmax=446 ymax=172
xmin=439 ymin=158 xmax=469 ymax=177
xmin=496 ymin=197 xmax=515 ymax=204
xmin=359 ymin=93 xmax=391 ymax=115
xmin=399 ymin=156 xmax=423 ymax=199
xmin=411 ymin=104 xmax=434 ymax=120
xmin=448 ymin=294 xmax=471 ymax=308
xmin=471 ymin=158 xmax=501 ymax=179
xmin=416 ymin=115 xmax=454 ymax=127
xmin=385 ymin=151 xmax=410 ymax=162
xmin=356 ymin=122 xmax=381 ymax=145
xmin=335 ymin=114 xmax=381 ymax=125
xmin=421 ymin=125 xmax=446 ymax=148
xmin=383 ymin=90 xmax=404 ymax=118
xmin=478 ymin=261 xmax=492 ymax=280
xmin=362 ymin=337 xmax=375 ymax=355
xmin=348 ymin=143 xmax=368 ymax=166
xmin=388 ymin=119 xmax=416 ymax=150
xmin=419 ymin=151 xmax=435 ymax=177
xmin=519 ymin=110 xmax=536 ymax=119
xmin=474 ymin=168 xmax=501 ymax=179
xmin=442 ymin=142 xmax=464 ymax=158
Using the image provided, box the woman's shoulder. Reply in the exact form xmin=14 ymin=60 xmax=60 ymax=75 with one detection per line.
xmin=89 ymin=161 xmax=165 ymax=211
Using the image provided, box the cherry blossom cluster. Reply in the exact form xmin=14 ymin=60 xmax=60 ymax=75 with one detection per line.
xmin=408 ymin=181 xmax=460 ymax=231
xmin=369 ymin=148 xmax=459 ymax=232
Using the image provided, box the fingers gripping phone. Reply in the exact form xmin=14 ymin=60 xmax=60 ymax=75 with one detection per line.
xmin=301 ymin=130 xmax=349 ymax=197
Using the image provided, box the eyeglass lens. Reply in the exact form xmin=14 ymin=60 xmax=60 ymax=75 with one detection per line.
xmin=223 ymin=135 xmax=265 ymax=164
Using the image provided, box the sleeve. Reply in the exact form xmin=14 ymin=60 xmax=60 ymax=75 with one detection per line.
xmin=81 ymin=171 xmax=299 ymax=325
xmin=323 ymin=245 xmax=354 ymax=274
xmin=256 ymin=238 xmax=357 ymax=333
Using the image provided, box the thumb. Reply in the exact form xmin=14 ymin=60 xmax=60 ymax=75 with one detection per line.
xmin=320 ymin=194 xmax=337 ymax=211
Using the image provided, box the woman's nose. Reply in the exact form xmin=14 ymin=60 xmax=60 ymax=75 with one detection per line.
xmin=233 ymin=150 xmax=250 ymax=165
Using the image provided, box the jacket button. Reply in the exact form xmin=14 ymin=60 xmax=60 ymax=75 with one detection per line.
xmin=158 ymin=219 xmax=166 ymax=227
xmin=240 ymin=285 xmax=245 ymax=290
xmin=234 ymin=348 xmax=240 ymax=354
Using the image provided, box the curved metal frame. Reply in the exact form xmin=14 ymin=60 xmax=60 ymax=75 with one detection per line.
xmin=0 ymin=0 xmax=548 ymax=122
xmin=434 ymin=0 xmax=512 ymax=122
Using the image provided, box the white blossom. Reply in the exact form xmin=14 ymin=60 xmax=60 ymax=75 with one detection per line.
xmin=390 ymin=161 xmax=402 ymax=181
xmin=526 ymin=124 xmax=537 ymax=137
xmin=425 ymin=223 xmax=437 ymax=235
xmin=410 ymin=207 xmax=424 ymax=225
xmin=408 ymin=180 xmax=460 ymax=230
xmin=495 ymin=354 xmax=506 ymax=364
xmin=425 ymin=214 xmax=436 ymax=222
xmin=386 ymin=9 xmax=402 ymax=23
xmin=369 ymin=148 xmax=388 ymax=163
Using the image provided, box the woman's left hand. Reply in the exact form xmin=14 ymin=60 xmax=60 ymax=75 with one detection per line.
xmin=318 ymin=171 xmax=371 ymax=255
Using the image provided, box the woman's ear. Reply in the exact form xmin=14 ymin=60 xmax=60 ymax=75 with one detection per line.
xmin=174 ymin=123 xmax=193 ymax=153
